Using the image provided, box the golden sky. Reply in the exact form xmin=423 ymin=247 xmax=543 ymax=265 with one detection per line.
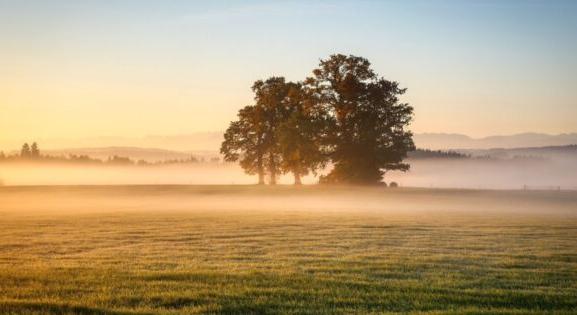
xmin=1 ymin=1 xmax=576 ymax=149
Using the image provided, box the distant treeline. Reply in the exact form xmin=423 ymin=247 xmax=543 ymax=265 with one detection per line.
xmin=0 ymin=143 xmax=220 ymax=166
xmin=408 ymin=149 xmax=469 ymax=159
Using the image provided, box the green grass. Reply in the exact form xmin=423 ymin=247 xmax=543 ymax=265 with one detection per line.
xmin=0 ymin=185 xmax=576 ymax=314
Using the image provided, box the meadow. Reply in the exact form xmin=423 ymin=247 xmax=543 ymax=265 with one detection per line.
xmin=0 ymin=185 xmax=576 ymax=314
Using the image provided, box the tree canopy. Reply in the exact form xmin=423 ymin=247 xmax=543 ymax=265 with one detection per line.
xmin=221 ymin=54 xmax=414 ymax=185
xmin=308 ymin=54 xmax=415 ymax=184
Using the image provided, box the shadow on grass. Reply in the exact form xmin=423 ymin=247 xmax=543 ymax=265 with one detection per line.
xmin=137 ymin=271 xmax=577 ymax=314
xmin=0 ymin=301 xmax=151 ymax=315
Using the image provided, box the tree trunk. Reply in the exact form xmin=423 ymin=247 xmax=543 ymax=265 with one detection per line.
xmin=293 ymin=157 xmax=302 ymax=185
xmin=294 ymin=172 xmax=302 ymax=185
xmin=257 ymin=156 xmax=264 ymax=185
xmin=269 ymin=152 xmax=277 ymax=185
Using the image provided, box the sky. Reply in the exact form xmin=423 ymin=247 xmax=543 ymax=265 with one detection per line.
xmin=1 ymin=0 xmax=576 ymax=148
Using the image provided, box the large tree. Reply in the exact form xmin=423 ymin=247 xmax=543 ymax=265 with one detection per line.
xmin=250 ymin=77 xmax=292 ymax=185
xmin=308 ymin=54 xmax=415 ymax=184
xmin=30 ymin=142 xmax=40 ymax=158
xmin=277 ymin=82 xmax=329 ymax=185
xmin=221 ymin=77 xmax=293 ymax=185
xmin=221 ymin=105 xmax=267 ymax=184
xmin=222 ymin=77 xmax=329 ymax=185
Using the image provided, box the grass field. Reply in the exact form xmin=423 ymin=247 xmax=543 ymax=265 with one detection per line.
xmin=0 ymin=185 xmax=576 ymax=314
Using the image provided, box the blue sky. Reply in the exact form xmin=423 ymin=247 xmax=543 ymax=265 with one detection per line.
xmin=1 ymin=0 xmax=576 ymax=143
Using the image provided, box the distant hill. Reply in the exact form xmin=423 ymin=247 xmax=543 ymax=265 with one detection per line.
xmin=4 ymin=132 xmax=576 ymax=153
xmin=73 ymin=132 xmax=577 ymax=151
xmin=0 ymin=132 xmax=224 ymax=152
xmin=414 ymin=133 xmax=577 ymax=150
xmin=459 ymin=145 xmax=577 ymax=159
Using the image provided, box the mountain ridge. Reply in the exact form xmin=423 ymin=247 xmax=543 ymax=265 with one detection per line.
xmin=2 ymin=132 xmax=577 ymax=152
xmin=413 ymin=132 xmax=577 ymax=150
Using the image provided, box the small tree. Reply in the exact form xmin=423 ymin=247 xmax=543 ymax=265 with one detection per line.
xmin=20 ymin=143 xmax=31 ymax=158
xmin=30 ymin=142 xmax=40 ymax=158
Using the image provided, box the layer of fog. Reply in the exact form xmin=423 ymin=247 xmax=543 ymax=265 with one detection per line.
xmin=386 ymin=157 xmax=577 ymax=190
xmin=0 ymin=163 xmax=317 ymax=186
xmin=1 ymin=157 xmax=577 ymax=190
xmin=1 ymin=186 xmax=576 ymax=221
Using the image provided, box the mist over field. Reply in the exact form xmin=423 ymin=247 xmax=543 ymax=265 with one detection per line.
xmin=0 ymin=163 xmax=317 ymax=186
xmin=4 ymin=135 xmax=577 ymax=189
xmin=386 ymin=157 xmax=577 ymax=190
xmin=2 ymin=154 xmax=577 ymax=189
